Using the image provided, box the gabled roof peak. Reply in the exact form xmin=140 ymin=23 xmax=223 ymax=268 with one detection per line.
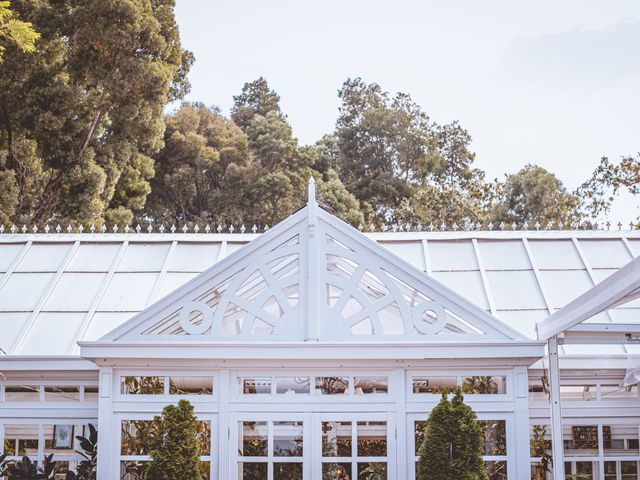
xmin=98 ymin=199 xmax=528 ymax=345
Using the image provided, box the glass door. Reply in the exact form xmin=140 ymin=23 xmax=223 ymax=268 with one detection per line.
xmin=316 ymin=413 xmax=395 ymax=480
xmin=232 ymin=413 xmax=311 ymax=480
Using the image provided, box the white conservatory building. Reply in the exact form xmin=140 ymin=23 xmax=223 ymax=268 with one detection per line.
xmin=0 ymin=181 xmax=639 ymax=480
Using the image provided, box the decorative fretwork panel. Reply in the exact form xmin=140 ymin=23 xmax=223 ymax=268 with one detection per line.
xmin=143 ymin=235 xmax=300 ymax=337
xmin=324 ymin=234 xmax=486 ymax=337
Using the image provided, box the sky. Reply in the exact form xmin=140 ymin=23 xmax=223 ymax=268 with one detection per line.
xmin=174 ymin=0 xmax=640 ymax=221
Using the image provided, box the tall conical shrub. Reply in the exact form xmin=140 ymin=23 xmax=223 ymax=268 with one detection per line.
xmin=145 ymin=399 xmax=201 ymax=480
xmin=417 ymin=389 xmax=488 ymax=480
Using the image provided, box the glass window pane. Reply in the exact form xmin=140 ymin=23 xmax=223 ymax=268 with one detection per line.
xmin=45 ymin=386 xmax=79 ymax=402
xmin=530 ymin=425 xmax=553 ymax=458
xmin=315 ymin=377 xmax=348 ymax=395
xmin=273 ymin=421 xmax=303 ymax=457
xmin=275 ymin=377 xmax=310 ymax=395
xmin=604 ymin=461 xmax=617 ymax=480
xmin=479 ymin=420 xmax=507 ymax=455
xmin=354 ymin=377 xmax=388 ymax=395
xmin=120 ymin=461 xmax=149 ymax=480
xmin=357 ymin=421 xmax=386 ymax=457
xmin=44 ymin=424 xmax=76 ymax=456
xmin=322 ymin=463 xmax=351 ymax=479
xmin=575 ymin=461 xmax=595 ymax=479
xmin=415 ymin=420 xmax=426 ymax=456
xmin=84 ymin=385 xmax=99 ymax=402
xmin=412 ymin=376 xmax=457 ymax=394
xmin=600 ymin=384 xmax=639 ymax=400
xmin=239 ymin=462 xmax=267 ymax=480
xmin=121 ymin=420 xmax=156 ymax=455
xmin=560 ymin=385 xmax=596 ymax=401
xmin=196 ymin=421 xmax=211 ymax=456
xmin=239 ymin=377 xmax=272 ymax=395
xmin=604 ymin=425 xmax=639 ymax=456
xmin=5 ymin=385 xmax=40 ymax=402
xmin=3 ymin=424 xmax=39 ymax=457
xmin=273 ymin=462 xmax=303 ymax=480
xmin=622 ymin=461 xmax=638 ymax=480
xmin=358 ymin=462 xmax=387 ymax=479
xmin=322 ymin=421 xmax=352 ymax=457
xmin=168 ymin=377 xmax=213 ymax=395
xmin=239 ymin=421 xmax=267 ymax=457
xmin=564 ymin=426 xmax=599 ymax=456
xmin=199 ymin=461 xmax=211 ymax=480
xmin=120 ymin=376 xmax=164 ymax=395
xmin=485 ymin=461 xmax=507 ymax=480
xmin=461 ymin=376 xmax=507 ymax=394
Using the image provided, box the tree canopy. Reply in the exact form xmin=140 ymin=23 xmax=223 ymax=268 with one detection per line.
xmin=0 ymin=0 xmax=192 ymax=226
xmin=0 ymin=0 xmax=38 ymax=63
xmin=0 ymin=12 xmax=636 ymax=231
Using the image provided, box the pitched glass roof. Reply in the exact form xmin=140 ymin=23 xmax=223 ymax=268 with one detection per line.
xmin=0 ymin=230 xmax=638 ymax=356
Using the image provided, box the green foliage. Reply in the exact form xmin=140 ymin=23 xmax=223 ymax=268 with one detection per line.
xmin=0 ymin=454 xmax=59 ymax=479
xmin=0 ymin=1 xmax=39 ymax=62
xmin=145 ymin=399 xmax=202 ymax=480
xmin=0 ymin=0 xmax=192 ymax=225
xmin=491 ymin=164 xmax=581 ymax=225
xmin=530 ymin=425 xmax=553 ymax=480
xmin=417 ymin=390 xmax=488 ymax=480
xmin=231 ymin=76 xmax=284 ymax=130
xmin=65 ymin=424 xmax=98 ymax=480
xmin=579 ymin=154 xmax=640 ymax=222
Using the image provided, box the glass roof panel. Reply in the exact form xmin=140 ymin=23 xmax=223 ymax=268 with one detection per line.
xmin=494 ymin=310 xmax=548 ymax=338
xmin=82 ymin=312 xmax=136 ymax=341
xmin=15 ymin=243 xmax=73 ymax=272
xmin=18 ymin=312 xmax=85 ymax=355
xmin=486 ymin=270 xmax=546 ymax=310
xmin=157 ymin=272 xmax=200 ymax=299
xmin=0 ymin=243 xmax=25 ymax=271
xmin=428 ymin=240 xmax=478 ymax=271
xmin=0 ymin=312 xmax=31 ymax=352
xmin=98 ymin=272 xmax=158 ymax=311
xmin=578 ymin=239 xmax=632 ymax=269
xmin=67 ymin=243 xmax=120 ymax=272
xmin=169 ymin=243 xmax=221 ymax=271
xmin=590 ymin=268 xmax=617 ymax=284
xmin=627 ymin=239 xmax=640 ymax=257
xmin=0 ymin=272 xmax=55 ymax=311
xmin=378 ymin=241 xmax=425 ymax=270
xmin=609 ymin=308 xmax=640 ymax=323
xmin=430 ymin=271 xmax=489 ymax=309
xmin=528 ymin=240 xmax=584 ymax=270
xmin=222 ymin=242 xmax=249 ymax=258
xmin=44 ymin=272 xmax=105 ymax=311
xmin=478 ymin=240 xmax=531 ymax=270
xmin=116 ymin=243 xmax=171 ymax=272
xmin=538 ymin=270 xmax=593 ymax=309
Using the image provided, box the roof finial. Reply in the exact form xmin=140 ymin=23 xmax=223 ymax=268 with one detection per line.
xmin=308 ymin=176 xmax=316 ymax=205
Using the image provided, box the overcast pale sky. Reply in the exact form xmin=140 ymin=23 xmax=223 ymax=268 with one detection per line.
xmin=174 ymin=0 xmax=640 ymax=221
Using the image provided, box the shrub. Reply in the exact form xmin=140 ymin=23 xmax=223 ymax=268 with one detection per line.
xmin=417 ymin=389 xmax=488 ymax=480
xmin=145 ymin=399 xmax=202 ymax=480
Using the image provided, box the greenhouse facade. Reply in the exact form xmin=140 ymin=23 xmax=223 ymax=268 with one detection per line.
xmin=0 ymin=182 xmax=638 ymax=480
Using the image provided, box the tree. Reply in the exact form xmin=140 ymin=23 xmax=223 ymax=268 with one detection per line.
xmin=417 ymin=390 xmax=488 ymax=480
xmin=579 ymin=154 xmax=640 ymax=222
xmin=0 ymin=0 xmax=192 ymax=226
xmin=0 ymin=0 xmax=38 ymax=62
xmin=145 ymin=400 xmax=202 ymax=480
xmin=145 ymin=103 xmax=249 ymax=224
xmin=491 ymin=164 xmax=581 ymax=226
xmin=335 ymin=78 xmax=442 ymax=221
xmin=231 ymin=77 xmax=284 ymax=130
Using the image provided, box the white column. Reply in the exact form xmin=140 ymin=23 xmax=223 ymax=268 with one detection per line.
xmin=218 ymin=370 xmax=231 ymax=480
xmin=548 ymin=336 xmax=565 ymax=480
xmin=513 ymin=366 xmax=531 ymax=479
xmin=97 ymin=366 xmax=115 ymax=479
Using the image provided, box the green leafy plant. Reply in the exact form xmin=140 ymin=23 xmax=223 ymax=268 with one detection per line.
xmin=0 ymin=453 xmax=59 ymax=479
xmin=417 ymin=389 xmax=488 ymax=480
xmin=145 ymin=399 xmax=202 ymax=480
xmin=65 ymin=424 xmax=97 ymax=480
